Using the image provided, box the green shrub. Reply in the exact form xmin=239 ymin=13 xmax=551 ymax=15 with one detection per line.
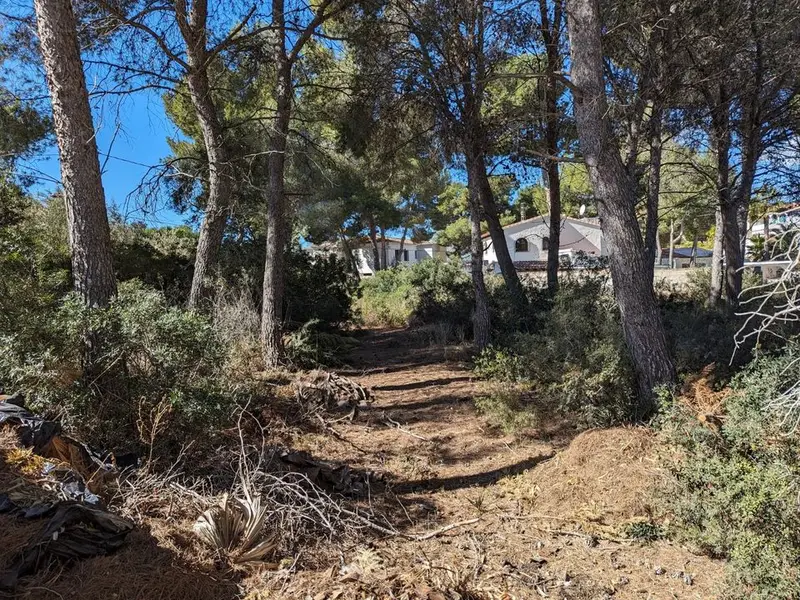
xmin=474 ymin=345 xmax=525 ymax=382
xmin=660 ymin=346 xmax=800 ymax=599
xmin=683 ymin=267 xmax=712 ymax=304
xmin=110 ymin=218 xmax=197 ymax=303
xmin=0 ymin=280 xmax=232 ymax=454
xmin=474 ymin=274 xmax=636 ymax=429
xmin=285 ymin=319 xmax=360 ymax=368
xmin=284 ymin=248 xmax=358 ymax=328
xmin=357 ymin=259 xmax=472 ymax=329
xmin=357 ymin=267 xmax=416 ymax=327
xmin=474 ymin=382 xmax=537 ymax=434
xmin=0 ymin=196 xmax=70 ymax=340
xmin=405 ymin=258 xmax=473 ymax=326
xmin=661 ymin=300 xmax=741 ymax=375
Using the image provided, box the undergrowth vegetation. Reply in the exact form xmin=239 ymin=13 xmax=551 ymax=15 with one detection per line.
xmin=475 ymin=274 xmax=636 ymax=428
xmin=0 ymin=200 xmax=359 ymax=455
xmin=659 ymin=346 xmax=800 ymax=599
xmin=357 ymin=259 xmax=473 ymax=332
xmin=0 ymin=280 xmax=232 ymax=453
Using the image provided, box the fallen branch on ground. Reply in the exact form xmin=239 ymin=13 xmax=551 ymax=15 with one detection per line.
xmin=383 ymin=413 xmax=430 ymax=441
xmin=410 ymin=517 xmax=481 ymax=541
xmin=295 ymin=370 xmax=373 ymax=420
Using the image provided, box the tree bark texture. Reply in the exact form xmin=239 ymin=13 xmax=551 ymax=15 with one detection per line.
xmin=261 ymin=5 xmax=292 ymax=368
xmin=540 ymin=0 xmax=563 ymax=292
xmin=643 ymin=107 xmax=662 ymax=281
xmin=177 ymin=0 xmax=234 ymax=309
xmin=566 ymin=0 xmax=676 ymax=413
xmin=708 ymin=205 xmax=725 ymax=306
xmin=34 ymin=0 xmax=116 ymax=308
xmin=466 ymin=164 xmax=490 ymax=350
xmin=465 ymin=140 xmax=526 ymax=311
xmin=708 ymin=89 xmax=731 ymax=306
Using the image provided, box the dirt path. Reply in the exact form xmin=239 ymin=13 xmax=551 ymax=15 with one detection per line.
xmin=278 ymin=329 xmax=726 ymax=600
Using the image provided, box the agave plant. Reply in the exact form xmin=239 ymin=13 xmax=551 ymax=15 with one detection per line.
xmin=194 ymin=492 xmax=276 ymax=563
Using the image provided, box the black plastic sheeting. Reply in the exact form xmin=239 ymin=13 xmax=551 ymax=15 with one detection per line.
xmin=0 ymin=395 xmax=135 ymax=591
xmin=0 ymin=498 xmax=133 ymax=590
xmin=0 ymin=393 xmax=61 ymax=453
xmin=0 ymin=395 xmax=122 ymax=505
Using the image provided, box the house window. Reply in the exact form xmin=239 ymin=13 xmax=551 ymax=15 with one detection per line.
xmin=515 ymin=238 xmax=529 ymax=253
xmin=542 ymin=236 xmax=550 ymax=251
xmin=394 ymin=249 xmax=409 ymax=262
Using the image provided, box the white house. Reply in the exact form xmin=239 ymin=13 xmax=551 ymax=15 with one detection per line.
xmin=354 ymin=238 xmax=449 ymax=276
xmin=658 ymin=246 xmax=713 ymax=268
xmin=748 ymin=205 xmax=800 ymax=241
xmin=742 ymin=205 xmax=800 ymax=280
xmin=481 ymin=215 xmax=606 ymax=272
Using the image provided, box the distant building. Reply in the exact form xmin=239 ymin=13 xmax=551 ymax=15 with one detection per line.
xmin=353 ymin=238 xmax=450 ymax=276
xmin=479 ymin=215 xmax=606 ymax=272
xmin=743 ymin=205 xmax=799 ymax=280
xmin=658 ymin=246 xmax=713 ymax=268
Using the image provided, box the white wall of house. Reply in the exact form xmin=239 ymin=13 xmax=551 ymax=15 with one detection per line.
xmin=355 ymin=239 xmax=449 ymax=276
xmin=668 ymin=256 xmax=713 ymax=268
xmin=482 ymin=216 xmax=605 ymax=267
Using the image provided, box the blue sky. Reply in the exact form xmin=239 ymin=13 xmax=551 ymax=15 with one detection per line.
xmin=24 ymin=88 xmax=187 ymax=227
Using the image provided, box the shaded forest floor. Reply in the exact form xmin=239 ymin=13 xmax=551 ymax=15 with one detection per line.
xmin=260 ymin=329 xmax=725 ymax=599
xmin=1 ymin=329 xmax=726 ymax=600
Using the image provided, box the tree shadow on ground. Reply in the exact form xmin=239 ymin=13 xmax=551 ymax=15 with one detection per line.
xmin=372 ymin=376 xmax=473 ymax=392
xmin=391 ymin=453 xmax=555 ymax=494
xmin=9 ymin=522 xmax=242 ymax=600
xmin=361 ymin=393 xmax=472 ymax=416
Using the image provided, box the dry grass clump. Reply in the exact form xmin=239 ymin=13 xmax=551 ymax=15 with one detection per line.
xmin=4 ymin=446 xmax=48 ymax=477
xmin=16 ymin=526 xmax=240 ymax=600
xmin=677 ymin=363 xmax=729 ymax=433
xmin=502 ymin=427 xmax=658 ymax=526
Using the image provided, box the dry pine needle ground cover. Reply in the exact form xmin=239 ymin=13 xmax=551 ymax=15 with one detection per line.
xmin=1 ymin=329 xmax=725 ymax=600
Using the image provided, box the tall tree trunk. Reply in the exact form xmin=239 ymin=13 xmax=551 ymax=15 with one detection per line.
xmin=668 ymin=220 xmax=675 ymax=269
xmin=34 ymin=0 xmax=116 ymax=308
xmin=690 ymin=232 xmax=698 ymax=266
xmin=398 ymin=226 xmax=408 ymax=264
xmin=380 ymin=228 xmax=387 ymax=269
xmin=708 ymin=85 xmax=731 ymax=306
xmin=566 ymin=0 xmax=675 ymax=414
xmin=643 ymin=106 xmax=662 ymax=281
xmin=466 ymin=166 xmax=490 ymax=350
xmin=545 ymin=164 xmax=562 ymax=291
xmin=539 ymin=0 xmax=564 ymax=292
xmin=655 ymin=230 xmax=662 ymax=267
xmin=465 ymin=142 xmax=526 ymax=310
xmin=339 ymin=231 xmax=359 ymax=279
xmin=174 ymin=0 xmax=232 ymax=310
xmin=186 ymin=68 xmax=231 ymax=308
xmin=732 ymin=115 xmax=760 ymax=287
xmin=367 ymin=215 xmax=380 ymax=272
xmin=708 ymin=206 xmax=725 ymax=305
xmin=722 ymin=199 xmax=742 ymax=305
xmin=260 ymin=13 xmax=292 ymax=368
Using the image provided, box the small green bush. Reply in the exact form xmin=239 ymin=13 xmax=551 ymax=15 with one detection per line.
xmin=357 ymin=267 xmax=416 ymax=327
xmin=474 ymin=274 xmax=636 ymax=429
xmin=474 ymin=345 xmax=525 ymax=382
xmin=285 ymin=248 xmax=358 ymax=328
xmin=0 ymin=280 xmax=232 ymax=454
xmin=285 ymin=319 xmax=360 ymax=368
xmin=474 ymin=382 xmax=538 ymax=434
xmin=660 ymin=346 xmax=800 ymax=599
xmin=357 ymin=259 xmax=472 ymax=329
